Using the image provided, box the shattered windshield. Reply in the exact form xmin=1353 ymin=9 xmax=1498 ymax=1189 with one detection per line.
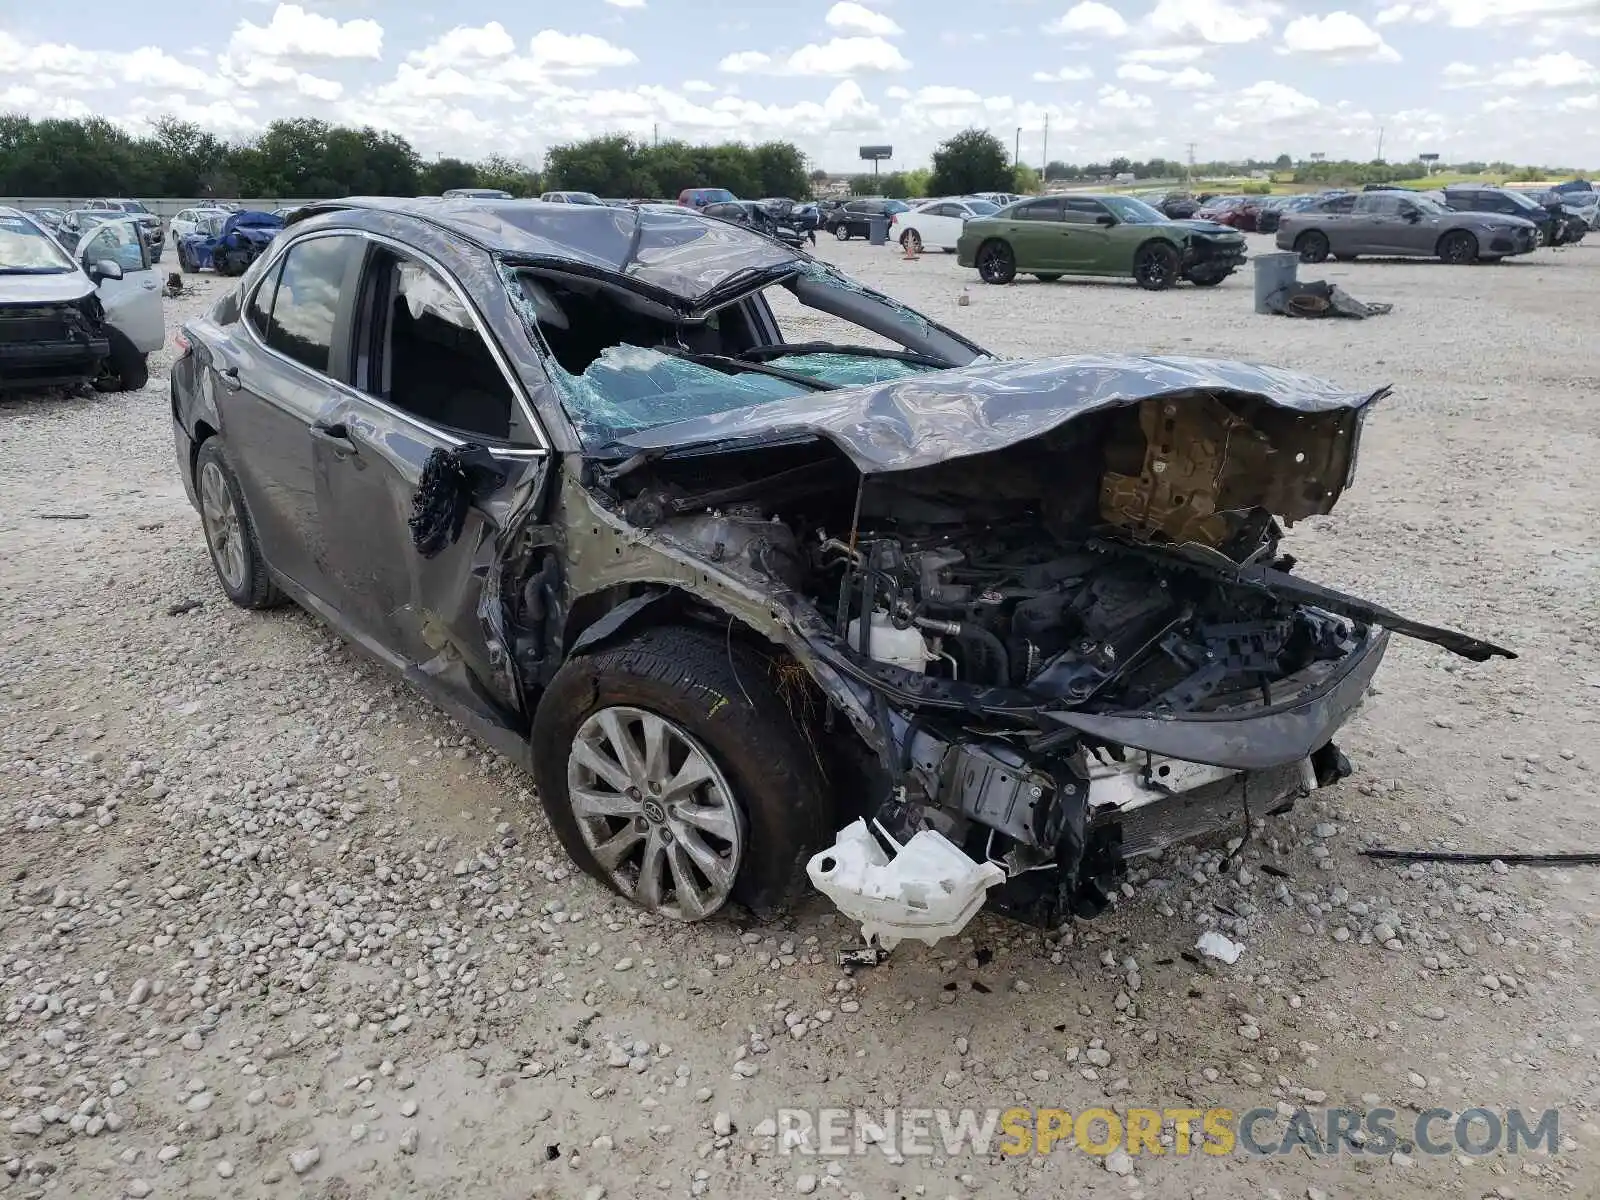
xmin=512 ymin=261 xmax=988 ymax=448
xmin=0 ymin=215 xmax=75 ymax=274
xmin=194 ymin=215 xmax=226 ymax=237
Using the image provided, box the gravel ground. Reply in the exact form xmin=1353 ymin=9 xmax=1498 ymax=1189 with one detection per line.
xmin=1 ymin=238 xmax=1597 ymax=1200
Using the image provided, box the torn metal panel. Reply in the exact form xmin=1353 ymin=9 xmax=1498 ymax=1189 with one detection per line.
xmin=604 ymin=353 xmax=1388 ymax=478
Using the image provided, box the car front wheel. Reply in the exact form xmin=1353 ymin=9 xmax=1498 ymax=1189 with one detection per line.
xmin=1133 ymin=242 xmax=1180 ymax=290
xmin=834 ymin=224 xmax=851 ymax=241
xmin=532 ymin=625 xmax=833 ymax=921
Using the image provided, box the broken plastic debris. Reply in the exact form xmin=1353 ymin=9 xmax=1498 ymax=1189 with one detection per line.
xmin=806 ymin=818 xmax=1005 ymax=951
xmin=1195 ymin=930 xmax=1244 ymax=964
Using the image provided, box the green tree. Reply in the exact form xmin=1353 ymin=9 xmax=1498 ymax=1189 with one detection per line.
xmin=848 ymin=173 xmax=879 ymax=196
xmin=928 ymin=129 xmax=1011 ymax=196
xmin=421 ymin=157 xmax=479 ymax=194
xmin=901 ymin=167 xmax=931 ymax=198
xmin=1012 ymin=163 xmax=1040 ymax=194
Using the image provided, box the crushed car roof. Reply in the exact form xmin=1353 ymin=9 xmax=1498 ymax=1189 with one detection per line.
xmin=297 ymin=196 xmax=804 ymax=305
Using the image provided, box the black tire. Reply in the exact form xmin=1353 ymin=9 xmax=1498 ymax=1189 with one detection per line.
xmin=93 ymin=328 xmax=149 ymax=393
xmin=834 ymin=224 xmax=851 ymax=241
xmin=1133 ymin=241 xmax=1180 ymax=290
xmin=1533 ymin=226 xmax=1547 ymax=248
xmin=1295 ymin=231 xmax=1330 ymax=263
xmin=975 ymin=239 xmax=1015 ymax=284
xmin=532 ymin=625 xmax=833 ymax=919
xmin=1032 ymin=273 xmax=1062 ymax=282
xmin=194 ymin=438 xmax=285 ymax=610
xmin=1438 ymin=230 xmax=1478 ymax=265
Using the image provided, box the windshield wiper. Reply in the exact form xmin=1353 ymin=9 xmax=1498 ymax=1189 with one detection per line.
xmin=736 ymin=341 xmax=954 ymax=369
xmin=0 ymin=267 xmax=71 ymax=275
xmin=656 ymin=347 xmax=837 ymax=392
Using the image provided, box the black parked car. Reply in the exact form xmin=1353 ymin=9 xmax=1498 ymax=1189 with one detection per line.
xmin=170 ymin=197 xmax=1508 ymax=935
xmin=703 ymin=200 xmax=810 ymax=248
xmin=1440 ymin=185 xmax=1583 ymax=247
xmin=824 ymin=198 xmax=910 ymax=240
xmin=1157 ymin=192 xmax=1200 ymax=220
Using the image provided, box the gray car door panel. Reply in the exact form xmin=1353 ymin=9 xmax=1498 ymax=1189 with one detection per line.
xmin=311 ymin=239 xmax=551 ymax=725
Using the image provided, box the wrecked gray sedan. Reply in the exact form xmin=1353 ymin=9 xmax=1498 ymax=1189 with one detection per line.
xmin=170 ymin=197 xmax=1511 ymax=946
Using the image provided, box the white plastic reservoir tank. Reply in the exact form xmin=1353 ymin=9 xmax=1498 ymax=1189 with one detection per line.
xmin=845 ymin=611 xmax=932 ymax=673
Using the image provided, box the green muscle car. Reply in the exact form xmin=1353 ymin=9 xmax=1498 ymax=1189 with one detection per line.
xmin=956 ymin=194 xmax=1246 ymax=290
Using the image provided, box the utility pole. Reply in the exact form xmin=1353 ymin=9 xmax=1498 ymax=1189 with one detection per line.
xmin=1185 ymin=142 xmax=1196 ymax=184
xmin=1014 ymin=126 xmax=1021 ymax=170
xmin=1041 ymin=114 xmax=1049 ymax=180
xmin=653 ymin=123 xmax=659 ymax=148
xmin=1375 ymin=126 xmax=1385 ymax=162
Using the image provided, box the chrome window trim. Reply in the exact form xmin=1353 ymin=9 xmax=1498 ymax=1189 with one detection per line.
xmin=238 ymin=225 xmax=549 ymax=459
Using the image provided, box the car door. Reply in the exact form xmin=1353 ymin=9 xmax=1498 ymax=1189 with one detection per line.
xmin=78 ymin=219 xmax=164 ymax=351
xmin=218 ymin=232 xmax=366 ymax=601
xmin=1352 ymin=195 xmax=1403 ymax=254
xmin=1392 ymin=198 xmax=1438 ymax=254
xmin=920 ymin=204 xmax=962 ymax=249
xmin=998 ymin=198 xmax=1066 ymax=270
xmin=310 ymin=238 xmax=550 ymax=725
xmin=1058 ymin=198 xmax=1116 ymax=272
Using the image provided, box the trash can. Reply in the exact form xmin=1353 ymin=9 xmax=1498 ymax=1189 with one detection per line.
xmin=1253 ymin=251 xmax=1298 ymax=314
xmin=867 ymin=215 xmax=890 ymax=246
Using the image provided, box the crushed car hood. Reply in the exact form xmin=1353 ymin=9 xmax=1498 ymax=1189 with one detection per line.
xmin=1171 ymin=219 xmax=1243 ymax=237
xmin=612 ymin=353 xmax=1385 ymax=475
xmin=0 ymin=273 xmax=95 ymax=305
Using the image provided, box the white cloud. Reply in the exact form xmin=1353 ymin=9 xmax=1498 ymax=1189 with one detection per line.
xmin=1443 ymin=52 xmax=1599 ymax=88
xmin=825 ymin=2 xmax=904 ymax=37
xmin=1236 ymin=80 xmax=1320 ymax=115
xmin=526 ymin=31 xmax=639 ymax=73
xmin=1561 ymin=92 xmax=1600 ymax=110
xmin=1146 ymin=0 xmax=1276 ymax=46
xmin=1032 ymin=65 xmax=1095 ymax=81
xmin=118 ymin=47 xmax=223 ymax=93
xmin=721 ymin=37 xmax=909 ymax=75
xmin=1117 ymin=62 xmax=1217 ymax=87
xmin=719 ymin=50 xmax=772 ymax=73
xmin=1378 ymin=0 xmax=1599 ymax=26
xmin=914 ymin=85 xmax=984 ymax=105
xmin=228 ymin=4 xmax=382 ymax=60
xmin=681 ymin=79 xmax=716 ymax=93
xmin=606 ymin=0 xmax=647 ymax=7
xmin=1045 ymin=2 xmax=1131 ymax=37
xmin=885 ymin=84 xmax=912 ymax=99
xmin=407 ymin=23 xmax=516 ymax=68
xmin=1281 ymin=12 xmax=1399 ymax=61
xmin=1121 ymin=45 xmax=1207 ymax=63
xmin=1097 ymin=85 xmax=1153 ymax=109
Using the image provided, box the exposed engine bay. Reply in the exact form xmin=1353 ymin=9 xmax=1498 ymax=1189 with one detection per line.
xmin=600 ymin=385 xmax=1512 ymax=935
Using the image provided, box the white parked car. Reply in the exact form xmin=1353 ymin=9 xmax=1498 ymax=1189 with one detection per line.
xmin=0 ymin=208 xmax=163 ymax=392
xmin=888 ymin=197 xmax=1001 ymax=252
xmin=539 ymin=191 xmax=604 ymax=205
xmin=170 ymin=206 xmax=231 ymax=243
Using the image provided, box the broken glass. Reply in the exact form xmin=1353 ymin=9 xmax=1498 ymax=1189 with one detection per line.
xmin=551 ymin=344 xmax=807 ymax=445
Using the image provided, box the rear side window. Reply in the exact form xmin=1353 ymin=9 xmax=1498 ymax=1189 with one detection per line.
xmin=260 ymin=236 xmax=362 ymax=377
xmin=245 ymin=258 xmax=283 ymax=337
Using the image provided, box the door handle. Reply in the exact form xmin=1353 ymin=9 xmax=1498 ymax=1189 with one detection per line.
xmin=310 ymin=421 xmax=358 ymax=453
xmin=217 ymin=366 xmax=242 ymax=392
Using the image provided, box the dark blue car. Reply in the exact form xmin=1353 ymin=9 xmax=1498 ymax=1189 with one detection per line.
xmin=176 ymin=210 xmax=284 ymax=276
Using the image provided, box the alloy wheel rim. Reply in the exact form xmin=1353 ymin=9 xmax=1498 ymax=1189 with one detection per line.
xmin=198 ymin=461 xmax=246 ymax=590
xmin=567 ymin=706 xmax=745 ymax=920
xmin=1139 ymin=251 xmax=1172 ymax=285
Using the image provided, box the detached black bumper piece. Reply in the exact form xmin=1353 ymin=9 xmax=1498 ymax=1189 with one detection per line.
xmin=0 ymin=336 xmax=110 ymax=390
